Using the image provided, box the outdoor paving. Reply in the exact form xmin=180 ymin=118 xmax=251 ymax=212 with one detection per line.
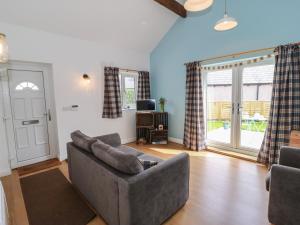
xmin=207 ymin=128 xmax=264 ymax=151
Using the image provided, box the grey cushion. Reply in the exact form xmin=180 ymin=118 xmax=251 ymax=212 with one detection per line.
xmin=138 ymin=154 xmax=163 ymax=163
xmin=91 ymin=140 xmax=144 ymax=175
xmin=139 ymin=160 xmax=158 ymax=170
xmin=116 ymin=145 xmax=143 ymax=157
xmin=71 ymin=130 xmax=96 ymax=152
xmin=138 ymin=154 xmax=163 ymax=170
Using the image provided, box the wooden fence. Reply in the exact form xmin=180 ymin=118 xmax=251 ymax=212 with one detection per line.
xmin=207 ymin=101 xmax=270 ymax=120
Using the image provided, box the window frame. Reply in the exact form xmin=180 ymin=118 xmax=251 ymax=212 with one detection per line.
xmin=119 ymin=70 xmax=138 ymax=110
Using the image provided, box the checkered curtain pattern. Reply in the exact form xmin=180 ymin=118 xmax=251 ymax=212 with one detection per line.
xmin=257 ymin=44 xmax=300 ymax=167
xmin=183 ymin=62 xmax=206 ymax=151
xmin=137 ymin=71 xmax=151 ymax=100
xmin=102 ymin=67 xmax=122 ymax=118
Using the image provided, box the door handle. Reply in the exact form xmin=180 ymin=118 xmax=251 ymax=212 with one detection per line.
xmin=237 ymin=103 xmax=243 ymax=114
xmin=44 ymin=109 xmax=52 ymax=121
xmin=22 ymin=120 xmax=39 ymax=125
xmin=48 ymin=109 xmax=52 ymax=121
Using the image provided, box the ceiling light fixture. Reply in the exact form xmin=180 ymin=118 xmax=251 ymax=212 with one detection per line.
xmin=0 ymin=33 xmax=8 ymax=63
xmin=184 ymin=0 xmax=214 ymax=12
xmin=214 ymin=0 xmax=238 ymax=31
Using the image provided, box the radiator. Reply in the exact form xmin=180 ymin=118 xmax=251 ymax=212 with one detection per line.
xmin=0 ymin=182 xmax=8 ymax=225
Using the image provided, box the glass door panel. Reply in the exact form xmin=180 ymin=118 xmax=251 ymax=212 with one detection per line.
xmin=206 ymin=69 xmax=233 ymax=145
xmin=240 ymin=64 xmax=274 ymax=151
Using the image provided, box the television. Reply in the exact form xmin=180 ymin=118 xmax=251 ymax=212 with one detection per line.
xmin=136 ymin=99 xmax=156 ymax=111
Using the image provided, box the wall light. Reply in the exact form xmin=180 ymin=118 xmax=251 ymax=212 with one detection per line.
xmin=82 ymin=74 xmax=91 ymax=83
xmin=0 ymin=33 xmax=8 ymax=63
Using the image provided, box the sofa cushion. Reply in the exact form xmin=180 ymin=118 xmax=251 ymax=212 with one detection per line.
xmin=138 ymin=154 xmax=163 ymax=170
xmin=139 ymin=160 xmax=158 ymax=170
xmin=116 ymin=145 xmax=143 ymax=157
xmin=91 ymin=140 xmax=144 ymax=175
xmin=71 ymin=130 xmax=97 ymax=153
xmin=138 ymin=154 xmax=163 ymax=163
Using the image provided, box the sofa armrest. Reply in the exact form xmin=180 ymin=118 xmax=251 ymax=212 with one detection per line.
xmin=118 ymin=153 xmax=190 ymax=225
xmin=279 ymin=146 xmax=300 ymax=169
xmin=94 ymin=133 xmax=121 ymax=147
xmin=269 ymin=164 xmax=300 ymax=225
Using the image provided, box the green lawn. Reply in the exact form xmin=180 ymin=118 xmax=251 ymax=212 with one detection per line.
xmin=208 ymin=120 xmax=267 ymax=132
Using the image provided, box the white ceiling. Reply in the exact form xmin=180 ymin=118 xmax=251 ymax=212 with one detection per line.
xmin=0 ymin=0 xmax=183 ymax=53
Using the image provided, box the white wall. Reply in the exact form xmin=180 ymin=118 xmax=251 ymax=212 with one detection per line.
xmin=0 ymin=22 xmax=149 ymax=172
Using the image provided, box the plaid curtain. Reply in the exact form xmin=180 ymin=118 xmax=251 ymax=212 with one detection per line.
xmin=137 ymin=71 xmax=151 ymax=100
xmin=257 ymin=44 xmax=300 ymax=166
xmin=183 ymin=62 xmax=206 ymax=151
xmin=102 ymin=67 xmax=122 ymax=118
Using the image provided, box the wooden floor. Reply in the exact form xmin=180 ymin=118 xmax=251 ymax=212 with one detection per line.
xmin=1 ymin=142 xmax=270 ymax=225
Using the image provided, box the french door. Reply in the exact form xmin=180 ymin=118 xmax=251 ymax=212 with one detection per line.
xmin=205 ymin=59 xmax=275 ymax=154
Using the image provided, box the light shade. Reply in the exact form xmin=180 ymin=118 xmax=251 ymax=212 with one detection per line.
xmin=214 ymin=14 xmax=238 ymax=31
xmin=0 ymin=33 xmax=8 ymax=63
xmin=184 ymin=0 xmax=213 ymax=12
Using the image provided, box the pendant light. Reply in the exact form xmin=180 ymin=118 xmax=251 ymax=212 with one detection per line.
xmin=184 ymin=0 xmax=214 ymax=12
xmin=0 ymin=33 xmax=8 ymax=63
xmin=214 ymin=0 xmax=238 ymax=31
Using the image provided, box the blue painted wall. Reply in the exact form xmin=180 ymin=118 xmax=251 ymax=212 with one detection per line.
xmin=150 ymin=0 xmax=300 ymax=140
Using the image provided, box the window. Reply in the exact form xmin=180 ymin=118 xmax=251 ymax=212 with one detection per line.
xmin=15 ymin=82 xmax=39 ymax=91
xmin=119 ymin=72 xmax=138 ymax=110
xmin=204 ymin=57 xmax=275 ymax=154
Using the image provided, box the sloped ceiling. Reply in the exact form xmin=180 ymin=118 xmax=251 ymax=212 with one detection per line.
xmin=0 ymin=0 xmax=185 ymax=53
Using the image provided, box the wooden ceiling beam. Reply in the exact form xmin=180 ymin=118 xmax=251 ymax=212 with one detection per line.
xmin=154 ymin=0 xmax=187 ymax=18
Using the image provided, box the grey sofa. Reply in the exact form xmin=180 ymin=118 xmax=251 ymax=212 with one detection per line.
xmin=266 ymin=146 xmax=300 ymax=225
xmin=67 ymin=133 xmax=190 ymax=225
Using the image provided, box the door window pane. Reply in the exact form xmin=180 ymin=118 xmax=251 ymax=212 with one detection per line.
xmin=240 ymin=64 xmax=274 ymax=150
xmin=206 ymin=69 xmax=232 ymax=144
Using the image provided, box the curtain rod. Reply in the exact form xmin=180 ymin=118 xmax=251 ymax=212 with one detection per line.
xmin=119 ymin=68 xmax=140 ymax=73
xmin=184 ymin=42 xmax=300 ymax=66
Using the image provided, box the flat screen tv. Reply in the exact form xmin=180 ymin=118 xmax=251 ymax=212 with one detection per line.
xmin=136 ymin=99 xmax=156 ymax=111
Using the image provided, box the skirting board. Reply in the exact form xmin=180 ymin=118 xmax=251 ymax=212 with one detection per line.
xmin=168 ymin=137 xmax=183 ymax=144
xmin=121 ymin=137 xmax=136 ymax=144
xmin=0 ymin=168 xmax=11 ymax=177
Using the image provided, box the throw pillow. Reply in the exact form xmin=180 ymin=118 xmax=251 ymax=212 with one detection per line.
xmin=71 ymin=130 xmax=97 ymax=152
xmin=91 ymin=140 xmax=144 ymax=175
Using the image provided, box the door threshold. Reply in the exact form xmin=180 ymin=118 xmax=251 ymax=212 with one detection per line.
xmin=17 ymin=158 xmax=61 ymax=177
xmin=206 ymin=148 xmax=258 ymax=163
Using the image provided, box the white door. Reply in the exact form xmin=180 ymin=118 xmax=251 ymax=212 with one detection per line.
xmin=8 ymin=69 xmax=50 ymax=162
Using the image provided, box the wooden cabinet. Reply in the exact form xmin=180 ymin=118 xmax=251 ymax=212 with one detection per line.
xmin=136 ymin=112 xmax=168 ymax=144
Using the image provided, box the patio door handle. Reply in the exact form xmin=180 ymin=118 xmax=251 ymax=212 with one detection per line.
xmin=237 ymin=103 xmax=243 ymax=114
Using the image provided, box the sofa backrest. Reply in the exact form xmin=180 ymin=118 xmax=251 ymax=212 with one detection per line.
xmin=94 ymin=133 xmax=121 ymax=147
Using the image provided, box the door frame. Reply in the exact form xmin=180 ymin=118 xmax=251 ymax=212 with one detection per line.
xmin=0 ymin=60 xmax=58 ymax=168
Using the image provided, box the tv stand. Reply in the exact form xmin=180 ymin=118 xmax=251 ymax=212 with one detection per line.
xmin=136 ymin=112 xmax=168 ymax=144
